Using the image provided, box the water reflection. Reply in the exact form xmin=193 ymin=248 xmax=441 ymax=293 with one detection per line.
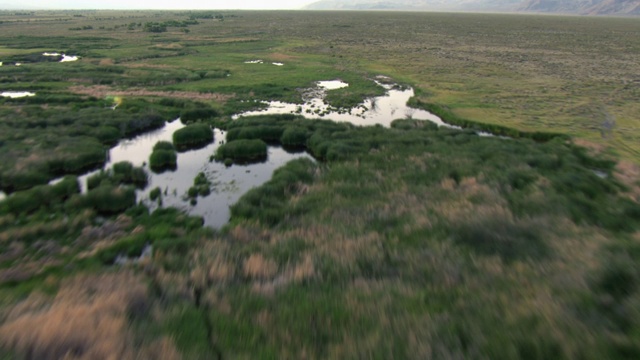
xmin=317 ymin=80 xmax=348 ymax=90
xmin=60 ymin=55 xmax=79 ymax=62
xmin=21 ymin=78 xmax=489 ymax=227
xmin=1 ymin=91 xmax=36 ymax=98
xmin=144 ymin=141 xmax=311 ymax=228
xmin=237 ymin=80 xmax=455 ymax=128
xmin=51 ymin=120 xmax=311 ymax=228
xmin=43 ymin=52 xmax=80 ymax=62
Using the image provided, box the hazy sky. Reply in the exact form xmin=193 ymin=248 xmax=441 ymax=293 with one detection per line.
xmin=2 ymin=0 xmax=316 ymax=10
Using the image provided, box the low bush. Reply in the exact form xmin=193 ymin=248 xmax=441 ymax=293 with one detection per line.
xmin=92 ymin=126 xmax=121 ymax=145
xmin=0 ymin=176 xmax=79 ymax=215
xmin=96 ymin=234 xmax=148 ymax=264
xmin=280 ymin=127 xmax=310 ymax=147
xmin=149 ymin=187 xmax=162 ymax=201
xmin=87 ymin=162 xmax=147 ymax=190
xmin=226 ymin=126 xmax=285 ymax=143
xmin=390 ymin=118 xmax=439 ymax=131
xmin=71 ymin=185 xmax=136 ymax=215
xmin=112 ymin=162 xmax=147 ymax=188
xmin=153 ymin=141 xmax=175 ymax=152
xmin=180 ymin=108 xmax=219 ymax=123
xmin=173 ymin=123 xmax=213 ymax=151
xmin=187 ymin=172 xmax=211 ymax=199
xmin=150 ymin=141 xmax=177 ymax=173
xmin=0 ymin=170 xmax=50 ymax=193
xmin=230 ymin=158 xmax=316 ymax=225
xmin=121 ymin=113 xmax=166 ymax=137
xmin=215 ymin=139 xmax=268 ymax=163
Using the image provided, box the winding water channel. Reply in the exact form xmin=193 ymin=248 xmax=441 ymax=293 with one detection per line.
xmin=4 ymin=79 xmax=479 ymax=226
xmin=237 ymin=80 xmax=454 ymax=128
xmin=50 ymin=121 xmax=312 ymax=228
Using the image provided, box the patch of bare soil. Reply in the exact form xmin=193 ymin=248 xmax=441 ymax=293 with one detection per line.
xmin=269 ymin=52 xmax=299 ymax=61
xmin=69 ymin=85 xmax=234 ymax=102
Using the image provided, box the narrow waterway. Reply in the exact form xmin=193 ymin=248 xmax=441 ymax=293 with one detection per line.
xmin=13 ymin=77 xmax=489 ymax=227
xmin=50 ymin=120 xmax=311 ymax=228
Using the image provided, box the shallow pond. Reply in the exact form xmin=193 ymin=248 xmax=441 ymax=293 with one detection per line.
xmin=243 ymin=60 xmax=285 ymax=66
xmin=51 ymin=120 xmax=311 ymax=228
xmin=22 ymin=78 xmax=483 ymax=228
xmin=43 ymin=52 xmax=80 ymax=62
xmin=0 ymin=91 xmax=36 ymax=98
xmin=237 ymin=80 xmax=456 ymax=129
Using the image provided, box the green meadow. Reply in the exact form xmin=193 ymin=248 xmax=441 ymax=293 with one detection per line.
xmin=0 ymin=9 xmax=639 ymax=359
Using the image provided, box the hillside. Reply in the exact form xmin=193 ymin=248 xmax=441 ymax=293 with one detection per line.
xmin=304 ymin=0 xmax=640 ymax=15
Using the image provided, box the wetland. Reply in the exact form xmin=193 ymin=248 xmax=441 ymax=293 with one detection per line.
xmin=0 ymin=9 xmax=639 ymax=360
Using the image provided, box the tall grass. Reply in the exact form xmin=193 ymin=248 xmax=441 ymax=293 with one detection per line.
xmin=149 ymin=141 xmax=177 ymax=173
xmin=214 ymin=139 xmax=268 ymax=163
xmin=172 ymin=123 xmax=214 ymax=151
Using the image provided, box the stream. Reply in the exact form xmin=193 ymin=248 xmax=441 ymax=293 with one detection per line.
xmin=50 ymin=120 xmax=312 ymax=228
xmin=9 ymin=78 xmax=486 ymax=227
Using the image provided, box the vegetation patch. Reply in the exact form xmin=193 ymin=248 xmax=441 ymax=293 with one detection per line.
xmin=1 ymin=10 xmax=639 ymax=359
xmin=214 ymin=139 xmax=268 ymax=164
xmin=172 ymin=123 xmax=213 ymax=151
xmin=186 ymin=172 xmax=211 ymax=204
xmin=86 ymin=161 xmax=148 ymax=190
xmin=149 ymin=141 xmax=177 ymax=173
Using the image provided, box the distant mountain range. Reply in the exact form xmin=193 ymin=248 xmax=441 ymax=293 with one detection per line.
xmin=303 ymin=0 xmax=640 ymax=16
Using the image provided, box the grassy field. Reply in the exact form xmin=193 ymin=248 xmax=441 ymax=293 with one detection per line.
xmin=0 ymin=9 xmax=640 ymax=359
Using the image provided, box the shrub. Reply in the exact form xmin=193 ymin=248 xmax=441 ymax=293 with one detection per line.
xmin=230 ymin=158 xmax=316 ymax=224
xmin=594 ymin=259 xmax=638 ymax=300
xmin=150 ymin=141 xmax=177 ymax=172
xmin=96 ymin=234 xmax=148 ymax=264
xmin=187 ymin=172 xmax=211 ymax=199
xmin=215 ymin=139 xmax=268 ymax=163
xmin=153 ymin=141 xmax=175 ymax=152
xmin=452 ymin=214 xmax=547 ymax=262
xmin=281 ymin=127 xmax=309 ymax=147
xmin=226 ymin=126 xmax=285 ymax=143
xmin=150 ymin=150 xmax=177 ymax=173
xmin=121 ymin=113 xmax=165 ymax=137
xmin=87 ymin=171 xmax=112 ymax=191
xmin=180 ymin=108 xmax=219 ymax=122
xmin=92 ymin=126 xmax=121 ymax=145
xmin=82 ymin=185 xmax=136 ymax=215
xmin=1 ymin=177 xmax=79 ymax=215
xmin=149 ymin=187 xmax=162 ymax=201
xmin=0 ymin=170 xmax=49 ymax=192
xmin=88 ymin=162 xmax=147 ymax=189
xmin=60 ymin=146 xmax=106 ymax=174
xmin=172 ymin=123 xmax=213 ymax=151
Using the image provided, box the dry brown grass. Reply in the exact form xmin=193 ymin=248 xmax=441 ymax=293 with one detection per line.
xmin=228 ymin=223 xmax=270 ymax=243
xmin=75 ymin=214 xmax=132 ymax=258
xmin=0 ymin=271 xmax=180 ymax=360
xmin=68 ymin=85 xmax=233 ymax=102
xmin=243 ymin=254 xmax=278 ymax=280
xmin=207 ymin=256 xmax=236 ymax=284
xmin=615 ymin=159 xmax=640 ymax=200
xmin=251 ymin=254 xmax=316 ymax=295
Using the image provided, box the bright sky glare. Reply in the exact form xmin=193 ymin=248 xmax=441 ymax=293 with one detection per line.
xmin=1 ymin=0 xmax=316 ymax=10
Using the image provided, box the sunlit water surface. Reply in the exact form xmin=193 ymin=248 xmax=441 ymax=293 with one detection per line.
xmin=14 ymin=78 xmax=485 ymax=227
